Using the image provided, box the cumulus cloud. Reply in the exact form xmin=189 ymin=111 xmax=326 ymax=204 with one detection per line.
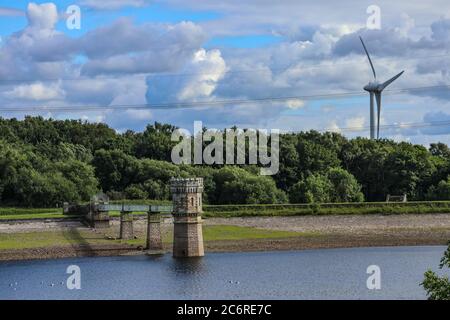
xmin=4 ymin=82 xmax=65 ymax=101
xmin=80 ymin=20 xmax=206 ymax=76
xmin=146 ymin=48 xmax=226 ymax=103
xmin=286 ymin=99 xmax=305 ymax=109
xmin=26 ymin=2 xmax=59 ymax=29
xmin=1 ymin=1 xmax=450 ymax=146
xmin=0 ymin=2 xmax=209 ymax=127
xmin=345 ymin=116 xmax=365 ymax=129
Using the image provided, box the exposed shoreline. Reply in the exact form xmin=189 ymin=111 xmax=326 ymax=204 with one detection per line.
xmin=1 ymin=229 xmax=449 ymax=262
xmin=1 ymin=214 xmax=449 ymax=262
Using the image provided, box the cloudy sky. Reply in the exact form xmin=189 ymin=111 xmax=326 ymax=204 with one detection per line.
xmin=1 ymin=1 xmax=450 ymax=145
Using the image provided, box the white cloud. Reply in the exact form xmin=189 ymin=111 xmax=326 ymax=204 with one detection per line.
xmin=26 ymin=2 xmax=59 ymax=30
xmin=345 ymin=116 xmax=365 ymax=129
xmin=0 ymin=1 xmax=450 ymax=146
xmin=4 ymin=82 xmax=65 ymax=101
xmin=286 ymin=99 xmax=305 ymax=109
xmin=327 ymin=120 xmax=341 ymax=133
xmin=146 ymin=48 xmax=226 ymax=103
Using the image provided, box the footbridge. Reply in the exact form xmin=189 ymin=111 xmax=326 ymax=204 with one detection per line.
xmin=65 ymin=178 xmax=205 ymax=258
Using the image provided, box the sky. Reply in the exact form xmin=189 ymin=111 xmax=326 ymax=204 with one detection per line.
xmin=0 ymin=1 xmax=450 ymax=145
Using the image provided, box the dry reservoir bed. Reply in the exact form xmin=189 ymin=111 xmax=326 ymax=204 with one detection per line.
xmin=0 ymin=214 xmax=450 ymax=261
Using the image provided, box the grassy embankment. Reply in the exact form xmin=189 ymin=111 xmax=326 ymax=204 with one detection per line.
xmin=202 ymin=201 xmax=450 ymax=217
xmin=2 ymin=201 xmax=450 ymax=220
xmin=0 ymin=225 xmax=306 ymax=250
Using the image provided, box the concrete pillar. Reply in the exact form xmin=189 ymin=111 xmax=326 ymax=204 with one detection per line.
xmin=146 ymin=212 xmax=163 ymax=250
xmin=90 ymin=209 xmax=110 ymax=229
xmin=120 ymin=211 xmax=134 ymax=240
xmin=170 ymin=177 xmax=204 ymax=258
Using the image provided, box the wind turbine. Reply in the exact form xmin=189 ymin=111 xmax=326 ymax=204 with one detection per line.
xmin=359 ymin=36 xmax=404 ymax=139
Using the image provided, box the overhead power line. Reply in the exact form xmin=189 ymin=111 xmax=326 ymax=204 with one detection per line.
xmin=0 ymin=84 xmax=449 ymax=112
xmin=320 ymin=119 xmax=450 ymax=133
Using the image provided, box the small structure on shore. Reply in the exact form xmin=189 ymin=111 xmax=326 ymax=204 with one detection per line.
xmin=386 ymin=194 xmax=407 ymax=203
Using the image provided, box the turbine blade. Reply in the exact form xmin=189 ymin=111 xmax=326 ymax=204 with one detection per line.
xmin=375 ymin=92 xmax=381 ymax=139
xmin=359 ymin=36 xmax=376 ymax=79
xmin=380 ymin=71 xmax=404 ymax=91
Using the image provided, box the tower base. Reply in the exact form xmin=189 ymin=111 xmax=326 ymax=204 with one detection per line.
xmin=173 ymin=216 xmax=204 ymax=257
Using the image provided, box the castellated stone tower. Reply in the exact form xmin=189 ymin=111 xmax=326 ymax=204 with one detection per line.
xmin=170 ymin=177 xmax=204 ymax=258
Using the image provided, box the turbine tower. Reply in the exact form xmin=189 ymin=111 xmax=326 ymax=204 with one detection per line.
xmin=360 ymin=36 xmax=404 ymax=139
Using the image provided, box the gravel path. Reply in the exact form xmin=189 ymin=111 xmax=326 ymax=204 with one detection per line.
xmin=204 ymin=214 xmax=450 ymax=234
xmin=2 ymin=214 xmax=450 ymax=235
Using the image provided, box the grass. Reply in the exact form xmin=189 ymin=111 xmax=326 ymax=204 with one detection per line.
xmin=2 ymin=201 xmax=450 ymax=220
xmin=0 ymin=213 xmax=77 ymax=220
xmin=0 ymin=230 xmax=113 ymax=250
xmin=0 ymin=208 xmax=61 ymax=216
xmin=202 ymin=201 xmax=450 ymax=217
xmin=0 ymin=225 xmax=308 ymax=250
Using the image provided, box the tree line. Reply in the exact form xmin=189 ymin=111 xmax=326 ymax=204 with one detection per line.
xmin=1 ymin=116 xmax=449 ymax=207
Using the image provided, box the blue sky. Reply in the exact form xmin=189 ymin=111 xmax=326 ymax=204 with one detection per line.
xmin=0 ymin=0 xmax=450 ymax=145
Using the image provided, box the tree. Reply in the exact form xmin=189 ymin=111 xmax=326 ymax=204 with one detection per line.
xmin=124 ymin=185 xmax=148 ymax=200
xmin=426 ymin=177 xmax=450 ymax=200
xmin=276 ymin=134 xmax=300 ymax=190
xmin=134 ymin=122 xmax=177 ymax=161
xmin=289 ymin=168 xmax=363 ymax=203
xmin=430 ymin=142 xmax=450 ymax=159
xmin=289 ymin=174 xmax=333 ymax=203
xmin=327 ymin=168 xmax=364 ymax=202
xmin=211 ymin=166 xmax=287 ymax=204
xmin=92 ymin=149 xmax=141 ymax=192
xmin=422 ymin=243 xmax=450 ymax=300
xmin=340 ymin=138 xmax=392 ymax=201
xmin=383 ymin=142 xmax=435 ymax=200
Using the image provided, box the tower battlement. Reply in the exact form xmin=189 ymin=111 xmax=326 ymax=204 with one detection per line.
xmin=170 ymin=177 xmax=203 ymax=194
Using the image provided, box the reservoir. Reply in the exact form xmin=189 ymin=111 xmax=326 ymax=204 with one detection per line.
xmin=0 ymin=246 xmax=448 ymax=300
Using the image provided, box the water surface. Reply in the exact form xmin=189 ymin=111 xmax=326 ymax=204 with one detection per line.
xmin=0 ymin=246 xmax=448 ymax=299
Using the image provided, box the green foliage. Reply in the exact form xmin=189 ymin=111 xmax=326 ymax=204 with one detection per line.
xmin=426 ymin=177 xmax=450 ymax=200
xmin=289 ymin=168 xmax=363 ymax=203
xmin=0 ymin=207 xmax=61 ymax=216
xmin=289 ymin=174 xmax=332 ymax=203
xmin=327 ymin=167 xmax=364 ymax=202
xmin=134 ymin=122 xmax=177 ymax=161
xmin=124 ymin=185 xmax=148 ymax=200
xmin=0 ymin=139 xmax=98 ymax=207
xmin=0 ymin=116 xmax=450 ymax=207
xmin=211 ymin=166 xmax=287 ymax=204
xmin=422 ymin=244 xmax=450 ymax=300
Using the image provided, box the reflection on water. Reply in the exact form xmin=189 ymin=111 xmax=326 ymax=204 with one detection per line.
xmin=0 ymin=246 xmax=449 ymax=300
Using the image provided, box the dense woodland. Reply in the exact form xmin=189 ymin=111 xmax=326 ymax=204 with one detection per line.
xmin=1 ymin=116 xmax=450 ymax=207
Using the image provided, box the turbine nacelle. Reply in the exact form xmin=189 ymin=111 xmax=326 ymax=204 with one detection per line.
xmin=363 ymin=81 xmax=381 ymax=92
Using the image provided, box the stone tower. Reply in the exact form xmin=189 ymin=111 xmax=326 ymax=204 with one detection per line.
xmin=170 ymin=177 xmax=204 ymax=258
